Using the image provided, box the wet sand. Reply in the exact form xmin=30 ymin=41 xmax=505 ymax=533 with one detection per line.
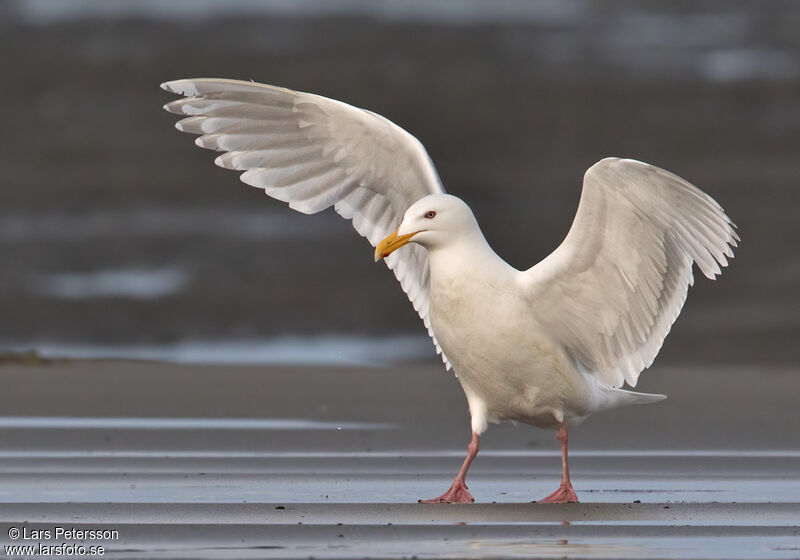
xmin=0 ymin=360 xmax=798 ymax=558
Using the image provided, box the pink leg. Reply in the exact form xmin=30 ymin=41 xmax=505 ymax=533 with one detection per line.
xmin=537 ymin=423 xmax=579 ymax=504
xmin=419 ymin=432 xmax=479 ymax=504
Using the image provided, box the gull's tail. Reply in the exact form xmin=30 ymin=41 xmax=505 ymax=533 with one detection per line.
xmin=609 ymin=387 xmax=667 ymax=407
xmin=592 ymin=383 xmax=667 ymax=414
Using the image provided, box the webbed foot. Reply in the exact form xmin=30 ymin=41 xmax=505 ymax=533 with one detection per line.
xmin=536 ymin=482 xmax=579 ymax=504
xmin=419 ymin=479 xmax=475 ymax=504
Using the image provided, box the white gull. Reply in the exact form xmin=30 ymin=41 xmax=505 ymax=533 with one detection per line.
xmin=162 ymin=78 xmax=738 ymax=503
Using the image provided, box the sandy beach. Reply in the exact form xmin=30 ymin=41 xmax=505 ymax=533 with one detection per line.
xmin=0 ymin=360 xmax=797 ymax=558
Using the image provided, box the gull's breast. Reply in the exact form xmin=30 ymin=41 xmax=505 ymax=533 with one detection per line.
xmin=429 ymin=270 xmax=591 ymax=426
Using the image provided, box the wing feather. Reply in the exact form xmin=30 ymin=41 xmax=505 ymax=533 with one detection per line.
xmin=523 ymin=158 xmax=737 ymax=388
xmin=162 ymin=78 xmax=450 ymax=368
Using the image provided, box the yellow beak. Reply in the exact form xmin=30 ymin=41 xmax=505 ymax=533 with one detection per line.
xmin=374 ymin=229 xmax=418 ymax=262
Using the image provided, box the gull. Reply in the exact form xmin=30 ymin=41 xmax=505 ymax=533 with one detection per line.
xmin=161 ymin=78 xmax=738 ymax=504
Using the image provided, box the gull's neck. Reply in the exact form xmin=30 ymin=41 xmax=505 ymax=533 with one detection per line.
xmin=426 ymin=227 xmax=517 ymax=283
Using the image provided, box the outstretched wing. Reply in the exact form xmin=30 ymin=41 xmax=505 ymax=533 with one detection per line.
xmin=523 ymin=158 xmax=738 ymax=388
xmin=162 ymin=78 xmax=450 ymax=367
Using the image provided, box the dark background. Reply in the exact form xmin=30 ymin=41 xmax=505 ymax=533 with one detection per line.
xmin=1 ymin=0 xmax=797 ymax=365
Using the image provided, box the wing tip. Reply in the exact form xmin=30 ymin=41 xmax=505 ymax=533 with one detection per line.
xmin=584 ymin=156 xmax=640 ymax=180
xmin=588 ymin=156 xmax=648 ymax=173
xmin=160 ymin=79 xmax=202 ymax=97
xmin=288 ymin=199 xmax=321 ymax=215
xmin=161 ymin=80 xmax=187 ymax=94
xmin=213 ymin=153 xmax=229 ymax=170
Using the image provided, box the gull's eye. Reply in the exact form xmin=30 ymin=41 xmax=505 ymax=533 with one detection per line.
xmin=424 ymin=210 xmax=437 ymax=219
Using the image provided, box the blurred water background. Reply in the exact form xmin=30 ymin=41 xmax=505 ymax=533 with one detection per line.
xmin=1 ymin=0 xmax=797 ymax=365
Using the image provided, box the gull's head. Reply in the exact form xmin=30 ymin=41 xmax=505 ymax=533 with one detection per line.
xmin=374 ymin=194 xmax=477 ymax=261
